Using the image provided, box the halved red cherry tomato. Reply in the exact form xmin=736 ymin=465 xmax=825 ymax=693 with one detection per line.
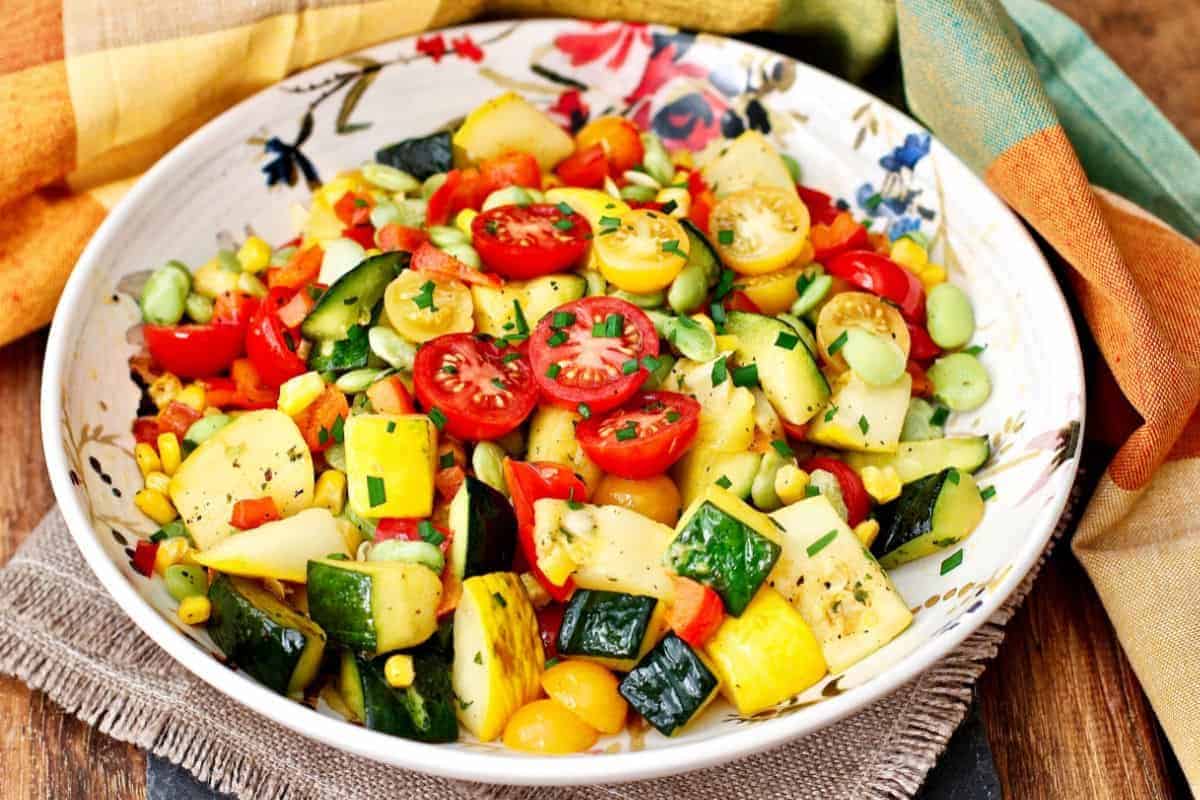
xmin=143 ymin=322 xmax=246 ymax=379
xmin=334 ymin=191 xmax=373 ymax=226
xmin=479 ymin=151 xmax=541 ymax=191
xmin=576 ymin=391 xmax=699 ymax=479
xmin=555 ymin=143 xmax=607 ymax=188
xmin=132 ymin=417 xmax=160 ymax=445
xmin=341 ymin=225 xmax=376 ymax=249
xmin=276 ymin=290 xmax=314 ymax=329
xmin=907 ymin=321 xmax=942 ymax=362
xmin=212 ymin=291 xmax=260 ymax=327
xmin=810 ymin=211 xmax=869 ymax=263
xmin=528 ymin=297 xmax=658 ymax=414
xmin=410 ymin=241 xmax=502 ymax=287
xmin=267 ymin=245 xmax=323 ymax=291
xmin=375 ymin=518 xmax=454 ymax=556
xmin=825 ymin=250 xmax=926 ymax=323
xmin=230 ymin=497 xmax=281 ymax=530
xmin=800 ymin=456 xmax=871 ymax=526
xmin=365 ymin=374 xmax=416 ymax=415
xmin=412 ymin=333 xmax=538 ymax=440
xmin=504 ymin=459 xmax=589 ymax=601
xmin=471 ymin=204 xmax=590 ymax=280
xmin=796 ymin=185 xmax=841 ymax=226
xmin=687 ymin=170 xmax=715 ymax=232
xmin=377 ymin=224 xmax=429 ymax=253
xmin=426 ymin=167 xmax=491 ymax=226
xmin=246 ymin=289 xmax=308 ymax=388
xmin=576 ymin=116 xmax=644 ymax=176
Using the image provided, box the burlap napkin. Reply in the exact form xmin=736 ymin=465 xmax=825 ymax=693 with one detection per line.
xmin=0 ymin=503 xmax=1075 ymax=800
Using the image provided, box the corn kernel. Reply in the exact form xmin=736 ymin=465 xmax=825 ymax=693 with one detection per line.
xmin=689 ymin=313 xmax=717 ymax=336
xmin=178 ymin=595 xmax=212 ymax=625
xmin=134 ymin=489 xmax=178 ymax=526
xmin=155 ymin=537 xmax=191 ymax=575
xmin=454 ymin=208 xmax=479 ymax=238
xmin=237 ymin=235 xmax=272 ymax=273
xmin=774 ymin=465 xmax=811 ymax=506
xmin=134 ymin=443 xmax=162 ymax=478
xmin=519 ymin=572 xmax=552 ymax=609
xmin=148 ymin=373 xmax=182 ymax=410
xmin=916 ymin=262 xmax=947 ymax=290
xmin=860 ymin=465 xmax=902 ymax=504
xmin=889 ymin=238 xmax=928 ymax=270
xmin=144 ymin=470 xmax=171 ymax=494
xmin=314 ymin=469 xmax=347 ymax=516
xmin=364 ymin=248 xmax=382 ymax=257
xmin=175 ymin=383 xmax=206 ymax=412
xmin=670 ymin=150 xmax=694 ymax=169
xmin=157 ymin=433 xmax=182 ymax=476
xmin=853 ymin=518 xmax=881 ymax=548
xmin=278 ymin=371 xmax=326 ymax=417
xmin=384 ymin=654 xmax=415 ymax=688
xmin=655 ymin=187 xmax=691 ymax=219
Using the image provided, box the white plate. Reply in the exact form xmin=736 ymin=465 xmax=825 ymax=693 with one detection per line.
xmin=41 ymin=18 xmax=1083 ymax=785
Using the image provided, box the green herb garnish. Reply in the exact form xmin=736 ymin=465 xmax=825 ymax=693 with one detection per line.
xmin=731 ymin=363 xmax=759 ymax=388
xmin=828 ymin=330 xmax=849 ymax=356
xmin=775 ymin=331 xmax=798 ymax=350
xmin=545 ymin=363 xmax=561 ymax=379
xmin=366 ymin=476 xmax=387 ymax=507
xmin=771 ymin=439 xmax=794 ymax=458
xmin=428 ymin=408 xmax=446 ymax=430
xmin=717 ymin=229 xmax=734 ymax=245
xmin=940 ymin=549 xmax=964 ymax=575
xmin=412 ymin=280 xmax=437 ymax=312
xmin=806 ymin=529 xmax=838 ymax=557
xmin=711 ymin=357 xmax=727 ymax=386
xmin=715 ymin=475 xmax=732 ymax=489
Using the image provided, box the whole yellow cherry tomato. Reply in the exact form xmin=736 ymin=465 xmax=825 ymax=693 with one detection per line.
xmin=592 ymin=473 xmax=682 ymax=526
xmin=541 ymin=660 xmax=628 ymax=735
xmin=593 ymin=209 xmax=688 ymax=293
xmin=502 ymin=699 xmax=599 ymax=754
xmin=383 ymin=270 xmax=473 ymax=343
xmin=710 ymin=187 xmax=810 ymax=275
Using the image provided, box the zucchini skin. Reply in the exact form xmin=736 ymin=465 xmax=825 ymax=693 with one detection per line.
xmin=449 ymin=476 xmax=517 ymax=579
xmin=557 ymin=589 xmax=659 ymax=668
xmin=306 ymin=560 xmax=377 ymax=652
xmin=873 ymin=471 xmax=947 ymax=559
xmin=619 ymin=633 xmax=719 ymax=737
xmin=301 ymin=252 xmax=403 ymax=342
xmin=667 ymin=501 xmax=781 ymax=616
xmin=354 ymin=650 xmax=458 ymax=742
xmin=374 ymin=131 xmax=453 ymax=180
xmin=207 ymin=575 xmax=325 ymax=696
xmin=872 ymin=467 xmax=984 ymax=568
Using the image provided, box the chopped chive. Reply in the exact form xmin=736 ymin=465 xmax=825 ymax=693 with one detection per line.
xmin=824 ymin=404 xmax=839 ymax=422
xmin=485 ymin=219 xmax=499 ymax=235
xmin=864 ymin=193 xmax=883 ymax=211
xmin=502 ymin=352 xmax=521 ymax=363
xmin=387 ymin=421 xmax=397 ymax=433
xmin=713 ymin=269 xmax=735 ymax=301
xmin=428 ymin=408 xmax=446 ymax=430
xmin=806 ymin=529 xmax=839 ymax=557
xmin=731 ymin=363 xmax=759 ymax=388
xmin=547 ymin=330 xmax=569 ymax=347
xmin=512 ymin=300 xmax=529 ymax=335
xmin=419 ymin=520 xmax=444 ymax=545
xmin=615 ymin=422 xmax=638 ymax=441
xmin=577 ymin=403 xmax=591 ymax=419
xmin=598 ymin=215 xmax=622 ymax=229
xmin=641 ymin=355 xmax=660 ymax=372
xmin=711 ymin=357 xmax=728 ymax=386
xmin=545 ymin=363 xmax=561 ymax=379
xmin=591 ymin=322 xmax=606 ymax=337
xmin=717 ymin=229 xmax=734 ymax=245
xmin=710 ymin=302 xmax=728 ymax=332
xmin=556 ymin=201 xmax=574 ymax=216
xmin=661 ymin=199 xmax=678 ymax=214
xmin=930 ymin=406 xmax=950 ymax=426
xmin=492 ymin=591 xmax=507 ymax=608
xmin=795 ymin=272 xmax=814 ymax=296
xmin=940 ymin=549 xmax=964 ymax=575
xmin=775 ymin=331 xmax=799 ymax=350
xmin=661 ymin=239 xmax=684 ymax=257
xmin=715 ymin=475 xmax=732 ymax=489
xmin=622 ymin=358 xmax=639 ymax=375
xmin=441 ymin=364 xmax=458 ymax=374
xmin=980 ymin=485 xmax=996 ymax=501
xmin=858 ymin=415 xmax=870 ymax=434
xmin=665 ymin=410 xmax=681 ymax=423
xmin=804 ymin=484 xmax=821 ymax=498
xmin=551 ymin=311 xmax=576 ymax=329
xmin=318 ymin=427 xmax=329 ymax=445
xmin=964 ymin=344 xmax=987 ymax=356
xmin=553 ymin=218 xmax=574 ymax=231
xmin=438 ymin=452 xmax=454 ymax=469
xmin=771 ymin=439 xmax=794 ymax=458
xmin=491 ymin=378 xmax=507 ymax=390
xmin=603 ymin=313 xmax=624 ymax=338
xmin=331 ymin=415 xmax=345 ymax=443
xmin=366 ymin=475 xmax=386 ymax=507
xmin=828 ymin=330 xmax=849 ymax=355
xmin=946 ymin=468 xmax=960 ymax=484
xmin=353 ymin=197 xmax=368 ymax=208
xmin=412 ymin=280 xmax=437 ymax=311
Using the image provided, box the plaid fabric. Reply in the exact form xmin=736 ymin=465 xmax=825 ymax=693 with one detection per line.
xmin=2 ymin=0 xmax=1199 ymax=791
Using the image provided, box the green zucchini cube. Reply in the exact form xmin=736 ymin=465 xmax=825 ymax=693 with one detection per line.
xmin=556 ymin=589 xmax=666 ymax=672
xmin=618 ymin=633 xmax=720 ymax=737
xmin=666 ymin=488 xmax=782 ymax=616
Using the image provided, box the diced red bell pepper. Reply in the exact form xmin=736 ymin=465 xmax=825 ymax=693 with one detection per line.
xmin=796 ymin=184 xmax=841 ymax=226
xmin=202 ymin=359 xmax=278 ymax=410
xmin=825 ymin=250 xmax=926 ymax=323
xmin=907 ymin=360 xmax=934 ymax=398
xmin=334 ymin=191 xmax=374 ymax=227
xmin=781 ymin=418 xmax=810 ymax=442
xmin=503 ymin=459 xmax=589 ymax=601
xmin=143 ymin=322 xmax=246 ymax=379
xmin=276 ymin=290 xmax=315 ymax=330
xmin=426 ymin=167 xmax=491 ymax=226
xmin=668 ymin=576 xmax=725 ymax=647
xmin=435 ymin=465 xmax=466 ymax=503
xmin=230 ymin=497 xmax=281 ymax=530
xmin=133 ymin=417 xmax=160 ymax=445
xmin=342 ymin=224 xmax=376 ymax=250
xmin=411 ymin=241 xmax=502 ymax=287
xmin=800 ymin=456 xmax=871 ymax=527
xmin=554 ymin=143 xmax=607 ymax=189
xmin=480 ymin=151 xmax=541 ymax=191
xmin=810 ymin=211 xmax=869 ymax=263
xmin=268 ymin=245 xmax=323 ymax=291
xmin=293 ymin=385 xmax=349 ymax=453
xmin=132 ymin=540 xmax=159 ymax=577
xmin=723 ymin=290 xmax=761 ymax=314
xmin=365 ymin=375 xmax=415 ymax=415
xmin=377 ymin=224 xmax=429 ymax=253
xmin=687 ymin=170 xmax=716 ymax=233
xmin=375 ymin=518 xmax=453 ymax=556
xmin=156 ymin=401 xmax=202 ymax=440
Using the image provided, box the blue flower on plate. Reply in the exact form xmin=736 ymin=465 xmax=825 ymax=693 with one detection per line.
xmin=879 ymin=133 xmax=931 ymax=173
xmin=262 ymin=137 xmax=320 ymax=189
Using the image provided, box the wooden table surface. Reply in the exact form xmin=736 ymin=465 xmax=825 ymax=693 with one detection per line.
xmin=2 ymin=2 xmax=1197 ymax=797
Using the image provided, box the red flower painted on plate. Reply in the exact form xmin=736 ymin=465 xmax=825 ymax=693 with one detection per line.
xmin=548 ymin=89 xmax=590 ymax=133
xmin=452 ymin=34 xmax=484 ymax=63
xmin=554 ymin=22 xmax=651 ymax=70
xmin=417 ymin=34 xmax=447 ymax=62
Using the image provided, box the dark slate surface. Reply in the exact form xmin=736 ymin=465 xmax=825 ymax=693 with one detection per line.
xmin=148 ymin=698 xmax=1000 ymax=799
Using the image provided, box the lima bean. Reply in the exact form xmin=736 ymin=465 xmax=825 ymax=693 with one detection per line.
xmin=361 ymin=163 xmax=420 ymax=193
xmin=164 ymin=564 xmax=208 ymax=602
xmin=751 ymin=450 xmax=788 ymax=511
xmin=640 ymin=132 xmax=676 ymax=187
xmin=184 ymin=293 xmax=213 ymax=324
xmin=641 ymin=353 xmax=676 ymax=390
xmin=336 ymin=368 xmax=389 ymax=394
xmin=581 ymin=269 xmax=607 ymax=297
xmin=471 ymin=441 xmax=508 ymax=496
xmin=664 ymin=315 xmax=718 ymax=362
xmin=609 ymin=288 xmax=665 ymax=309
xmin=140 ymin=264 xmax=190 ymax=325
xmin=394 ymin=198 xmax=427 ymax=228
xmin=368 ymin=326 xmax=416 ymax=370
xmin=667 ymin=265 xmax=708 ymax=314
xmin=900 ymin=397 xmax=945 ymax=442
xmin=428 ymin=225 xmax=468 ymax=248
xmin=421 ymin=173 xmax=448 ymax=199
xmin=926 ymin=283 xmax=975 ymax=349
xmin=927 ymin=352 xmax=991 ymax=411
xmin=482 ymin=186 xmax=533 ymax=211
xmin=369 ymin=200 xmax=402 ymax=229
xmin=619 ymin=184 xmax=657 ymax=203
xmin=441 ymin=242 xmax=481 ymax=270
xmin=841 ymin=328 xmax=906 ymax=386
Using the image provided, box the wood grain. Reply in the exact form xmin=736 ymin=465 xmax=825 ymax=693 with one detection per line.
xmin=0 ymin=3 xmax=1196 ymax=799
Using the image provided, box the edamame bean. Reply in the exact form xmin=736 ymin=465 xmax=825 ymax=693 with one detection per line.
xmin=790 ymin=273 xmax=832 ymax=316
xmin=781 ymin=153 xmax=802 ymax=183
xmin=926 ymin=283 xmax=975 ymax=349
xmin=619 ymin=184 xmax=657 ymax=203
xmin=667 ymin=265 xmax=708 ymax=314
xmin=841 ymin=328 xmax=906 ymax=386
xmin=336 ymin=368 xmax=389 ymax=394
xmin=441 ymin=242 xmax=481 ymax=270
xmin=641 ymin=353 xmax=675 ymax=390
xmin=369 ymin=200 xmax=402 ymax=229
xmin=164 ymin=564 xmax=208 ymax=602
xmin=482 ymin=185 xmax=533 ymax=211
xmin=428 ymin=225 xmax=468 ymax=248
xmin=927 ymin=352 xmax=991 ymax=411
xmin=184 ymin=293 xmax=213 ymax=324
xmin=140 ymin=264 xmax=190 ymax=325
xmin=421 ymin=172 xmax=448 ymax=199
xmin=162 ymin=259 xmax=191 ymax=283
xmin=361 ymin=163 xmax=420 ymax=193
xmin=900 ymin=397 xmax=945 ymax=442
xmin=609 ymin=288 xmax=665 ymax=309
xmin=581 ymin=269 xmax=607 ymax=297
xmin=640 ymin=132 xmax=675 ymax=186
xmin=471 ymin=441 xmax=508 ymax=496
xmin=368 ymin=326 xmax=416 ymax=370
xmin=394 ymin=198 xmax=427 ymax=228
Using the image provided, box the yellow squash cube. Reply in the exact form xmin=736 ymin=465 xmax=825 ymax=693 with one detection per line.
xmin=704 ymin=587 xmax=827 ymax=715
xmin=345 ymin=414 xmax=436 ymax=519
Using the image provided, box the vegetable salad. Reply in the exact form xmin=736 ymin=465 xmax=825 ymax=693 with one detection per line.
xmin=127 ymin=90 xmax=994 ymax=752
